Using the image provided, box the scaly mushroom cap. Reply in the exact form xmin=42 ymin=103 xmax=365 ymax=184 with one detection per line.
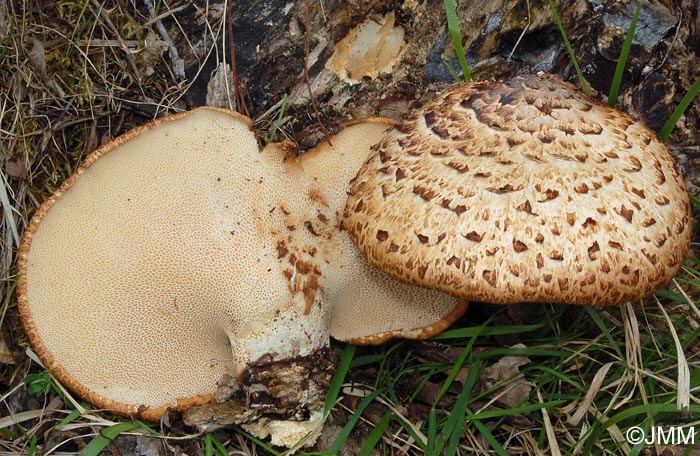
xmin=345 ymin=74 xmax=691 ymax=306
xmin=17 ymin=107 xmax=465 ymax=444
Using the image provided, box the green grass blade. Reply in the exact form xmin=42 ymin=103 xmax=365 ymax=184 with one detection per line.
xmin=2 ymin=275 xmax=19 ymax=312
xmin=584 ymin=306 xmax=624 ymax=361
xmin=469 ymin=400 xmax=567 ymax=421
xmin=528 ymin=366 xmax=585 ymax=392
xmin=469 ymin=419 xmax=510 ymax=456
xmin=442 ymin=59 xmax=462 ymax=82
xmin=0 ymin=429 xmax=19 ymax=440
xmin=57 ymin=409 xmax=82 ymax=426
xmin=444 ymin=395 xmax=467 ymax=456
xmin=608 ymin=6 xmax=641 ymax=107
xmin=659 ymin=74 xmax=700 ymax=142
xmin=28 ymin=435 xmax=37 ymax=456
xmin=473 ymin=347 xmax=566 ymax=359
xmin=427 ymin=407 xmax=441 ymax=454
xmin=205 ymin=433 xmax=213 ymax=456
xmin=65 ymin=1 xmax=92 ymax=58
xmin=393 ymin=414 xmax=430 ymax=452
xmin=204 ymin=433 xmax=229 ymax=456
xmin=434 ymin=323 xmax=543 ymax=339
xmin=213 ymin=434 xmax=229 ymax=456
xmin=357 ymin=411 xmax=391 ymax=456
xmin=443 ymin=365 xmax=477 ymax=456
xmin=324 ymin=344 xmax=356 ymax=419
xmin=548 ymin=0 xmax=589 ymax=95
xmin=80 ymin=422 xmax=141 ymax=456
xmin=265 ymin=93 xmax=288 ymax=145
xmin=327 ymin=388 xmax=383 ymax=454
xmin=443 ymin=0 xmax=471 ymax=81
xmin=0 ymin=19 xmax=13 ymax=63
xmin=236 ymin=429 xmax=280 ymax=455
xmin=350 ymin=353 xmax=386 ymax=368
xmin=655 ymin=288 xmax=687 ymax=303
xmin=435 ymin=323 xmax=484 ymax=404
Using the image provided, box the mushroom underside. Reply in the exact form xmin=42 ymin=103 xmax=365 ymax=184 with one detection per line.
xmin=17 ymin=107 xmax=466 ymax=447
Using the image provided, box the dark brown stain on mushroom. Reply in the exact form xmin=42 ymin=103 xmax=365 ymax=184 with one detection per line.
xmin=304 ymin=221 xmax=319 ymax=236
xmin=276 ymin=241 xmax=289 ymax=259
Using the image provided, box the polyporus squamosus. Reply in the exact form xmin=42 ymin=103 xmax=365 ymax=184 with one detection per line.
xmin=17 ymin=108 xmax=466 ymax=447
xmin=345 ymin=74 xmax=691 ymax=306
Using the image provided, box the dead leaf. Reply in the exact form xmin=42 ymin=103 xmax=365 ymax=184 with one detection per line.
xmin=27 ymin=38 xmax=65 ymax=97
xmin=480 ymin=343 xmax=533 ymax=409
xmin=0 ymin=332 xmax=15 ymax=364
xmin=28 ymin=39 xmax=47 ymax=76
xmin=134 ymin=32 xmax=168 ymax=77
xmin=5 ymin=158 xmax=28 ymax=179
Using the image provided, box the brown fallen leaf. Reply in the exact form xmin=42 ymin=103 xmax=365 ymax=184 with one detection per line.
xmin=5 ymin=158 xmax=28 ymax=180
xmin=0 ymin=333 xmax=15 ymax=365
xmin=480 ymin=343 xmax=533 ymax=409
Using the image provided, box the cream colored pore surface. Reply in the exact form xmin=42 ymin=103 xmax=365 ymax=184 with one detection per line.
xmin=23 ymin=109 xmax=467 ymax=412
xmin=24 ymin=110 xmax=294 ymax=406
xmin=296 ymin=121 xmax=465 ymax=342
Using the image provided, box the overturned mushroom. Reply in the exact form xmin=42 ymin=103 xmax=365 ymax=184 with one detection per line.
xmin=346 ymin=74 xmax=691 ymax=306
xmin=17 ymin=108 xmax=466 ymax=447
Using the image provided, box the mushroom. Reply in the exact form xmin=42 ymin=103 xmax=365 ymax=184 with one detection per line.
xmin=17 ymin=107 xmax=466 ymax=447
xmin=345 ymin=74 xmax=691 ymax=306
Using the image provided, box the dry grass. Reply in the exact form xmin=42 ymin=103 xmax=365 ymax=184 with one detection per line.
xmin=1 ymin=1 xmax=699 ymax=455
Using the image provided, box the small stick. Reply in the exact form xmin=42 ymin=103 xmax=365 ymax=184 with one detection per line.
xmin=226 ymin=0 xmax=250 ymax=116
xmin=142 ymin=0 xmax=185 ymax=79
xmin=90 ymin=0 xmax=143 ymax=84
xmin=508 ymin=0 xmax=530 ymax=61
xmin=304 ymin=0 xmax=331 ymax=145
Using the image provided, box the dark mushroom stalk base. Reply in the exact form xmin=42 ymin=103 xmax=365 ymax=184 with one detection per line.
xmin=17 ymin=108 xmax=466 ymax=447
xmin=184 ymin=347 xmax=338 ymax=443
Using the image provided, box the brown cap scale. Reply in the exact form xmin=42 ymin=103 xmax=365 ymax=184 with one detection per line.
xmin=345 ymin=74 xmax=691 ymax=306
xmin=17 ymin=108 xmax=465 ymax=447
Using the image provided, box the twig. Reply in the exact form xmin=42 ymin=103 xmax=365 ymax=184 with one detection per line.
xmin=303 ymin=0 xmax=331 ymax=145
xmin=90 ymin=0 xmax=143 ymax=84
xmin=226 ymin=0 xmax=250 ymax=116
xmin=143 ymin=0 xmax=185 ymax=79
xmin=508 ymin=0 xmax=530 ymax=61
xmin=143 ymin=2 xmax=189 ymax=26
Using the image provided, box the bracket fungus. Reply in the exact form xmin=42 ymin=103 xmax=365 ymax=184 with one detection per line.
xmin=17 ymin=107 xmax=466 ymax=447
xmin=346 ymin=74 xmax=691 ymax=306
